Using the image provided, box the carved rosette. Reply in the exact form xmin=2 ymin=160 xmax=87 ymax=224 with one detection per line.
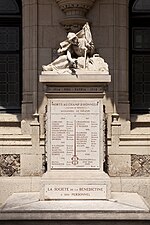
xmin=55 ymin=0 xmax=95 ymax=32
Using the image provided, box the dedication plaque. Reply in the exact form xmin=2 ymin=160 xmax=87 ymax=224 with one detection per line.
xmin=50 ymin=99 xmax=101 ymax=169
xmin=45 ymin=184 xmax=106 ymax=200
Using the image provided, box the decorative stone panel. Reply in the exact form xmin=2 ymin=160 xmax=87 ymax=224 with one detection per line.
xmin=131 ymin=155 xmax=150 ymax=177
xmin=0 ymin=154 xmax=20 ymax=176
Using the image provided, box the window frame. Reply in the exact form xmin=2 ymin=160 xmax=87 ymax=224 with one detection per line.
xmin=129 ymin=0 xmax=150 ymax=114
xmin=0 ymin=0 xmax=22 ymax=113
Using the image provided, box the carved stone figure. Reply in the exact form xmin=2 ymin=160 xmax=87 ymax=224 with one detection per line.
xmin=42 ymin=22 xmax=109 ymax=74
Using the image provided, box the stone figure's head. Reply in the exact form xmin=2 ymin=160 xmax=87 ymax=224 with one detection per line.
xmin=67 ymin=32 xmax=78 ymax=45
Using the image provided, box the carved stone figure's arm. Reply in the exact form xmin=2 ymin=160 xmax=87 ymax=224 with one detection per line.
xmin=67 ymin=49 xmax=76 ymax=64
xmin=67 ymin=49 xmax=73 ymax=63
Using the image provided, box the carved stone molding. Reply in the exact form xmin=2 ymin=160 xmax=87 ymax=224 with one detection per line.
xmin=55 ymin=0 xmax=95 ymax=32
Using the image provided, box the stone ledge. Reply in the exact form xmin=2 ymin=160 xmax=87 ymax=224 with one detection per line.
xmin=131 ymin=114 xmax=150 ymax=123
xmin=39 ymin=71 xmax=111 ymax=83
xmin=1 ymin=212 xmax=150 ymax=221
xmin=0 ymin=192 xmax=149 ymax=220
xmin=0 ymin=114 xmax=21 ymax=122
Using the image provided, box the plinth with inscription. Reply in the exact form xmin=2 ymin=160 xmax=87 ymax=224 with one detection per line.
xmin=40 ymin=71 xmax=111 ymax=200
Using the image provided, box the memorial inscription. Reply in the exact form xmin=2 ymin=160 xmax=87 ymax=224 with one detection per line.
xmin=45 ymin=184 xmax=106 ymax=200
xmin=47 ymin=86 xmax=103 ymax=93
xmin=50 ymin=99 xmax=101 ymax=169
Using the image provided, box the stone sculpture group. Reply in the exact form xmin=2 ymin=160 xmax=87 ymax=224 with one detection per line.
xmin=42 ymin=22 xmax=109 ymax=74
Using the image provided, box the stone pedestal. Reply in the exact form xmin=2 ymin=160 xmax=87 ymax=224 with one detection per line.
xmin=39 ymin=71 xmax=111 ymax=200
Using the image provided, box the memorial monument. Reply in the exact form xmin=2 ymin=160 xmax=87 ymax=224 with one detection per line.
xmin=40 ymin=22 xmax=111 ymax=200
xmin=0 ymin=22 xmax=149 ymax=217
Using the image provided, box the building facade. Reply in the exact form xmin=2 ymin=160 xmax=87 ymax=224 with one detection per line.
xmin=0 ymin=0 xmax=150 ymax=206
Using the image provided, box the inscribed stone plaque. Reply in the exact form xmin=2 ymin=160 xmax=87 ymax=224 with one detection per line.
xmin=45 ymin=184 xmax=106 ymax=200
xmin=50 ymin=99 xmax=101 ymax=169
xmin=47 ymin=86 xmax=103 ymax=93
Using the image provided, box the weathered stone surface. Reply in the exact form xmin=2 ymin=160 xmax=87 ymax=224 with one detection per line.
xmin=108 ymin=155 xmax=131 ymax=177
xmin=0 ymin=154 xmax=20 ymax=177
xmin=20 ymin=154 xmax=42 ymax=176
xmin=131 ymin=155 xmax=150 ymax=177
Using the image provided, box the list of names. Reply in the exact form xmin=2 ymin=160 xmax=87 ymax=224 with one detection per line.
xmin=50 ymin=99 xmax=100 ymax=169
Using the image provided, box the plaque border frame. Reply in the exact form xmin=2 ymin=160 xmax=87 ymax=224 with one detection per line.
xmin=47 ymin=98 xmax=104 ymax=172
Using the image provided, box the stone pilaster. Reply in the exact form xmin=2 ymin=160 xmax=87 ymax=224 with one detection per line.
xmin=22 ymin=0 xmax=38 ymax=133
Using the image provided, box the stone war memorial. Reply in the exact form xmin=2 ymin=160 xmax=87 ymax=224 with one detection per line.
xmin=0 ymin=0 xmax=150 ymax=224
xmin=40 ymin=22 xmax=111 ymax=201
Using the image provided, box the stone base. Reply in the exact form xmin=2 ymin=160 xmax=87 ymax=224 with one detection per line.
xmin=40 ymin=171 xmax=111 ymax=200
xmin=0 ymin=192 xmax=149 ymax=220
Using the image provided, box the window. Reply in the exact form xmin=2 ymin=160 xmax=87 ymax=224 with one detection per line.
xmin=133 ymin=0 xmax=150 ymax=12
xmin=130 ymin=0 xmax=150 ymax=113
xmin=0 ymin=0 xmax=22 ymax=113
